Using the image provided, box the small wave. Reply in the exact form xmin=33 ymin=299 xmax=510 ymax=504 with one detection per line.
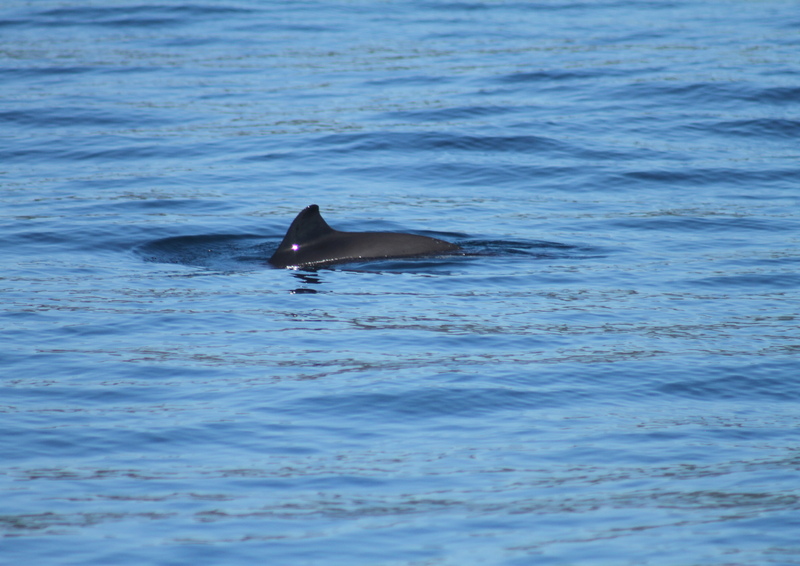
xmin=32 ymin=4 xmax=254 ymax=28
xmin=364 ymin=75 xmax=452 ymax=87
xmin=753 ymin=86 xmax=800 ymax=105
xmin=611 ymin=215 xmax=785 ymax=233
xmin=462 ymin=238 xmax=580 ymax=258
xmin=702 ymin=118 xmax=800 ymax=140
xmin=376 ymin=105 xmax=514 ymax=123
xmin=313 ymin=131 xmax=569 ymax=154
xmin=0 ymin=135 xmax=217 ymax=164
xmin=136 ymin=234 xmax=272 ymax=271
xmin=288 ymin=386 xmax=568 ymax=421
xmin=608 ymin=168 xmax=800 ymax=190
xmin=498 ymin=68 xmax=635 ymax=84
xmin=600 ymin=81 xmax=763 ymax=109
xmin=691 ymin=273 xmax=800 ymax=290
xmin=0 ymin=107 xmax=163 ymax=128
xmin=659 ymin=361 xmax=800 ymax=401
xmin=598 ymin=81 xmax=800 ymax=111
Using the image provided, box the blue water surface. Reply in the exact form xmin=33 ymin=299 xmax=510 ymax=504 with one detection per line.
xmin=2 ymin=1 xmax=800 ymax=564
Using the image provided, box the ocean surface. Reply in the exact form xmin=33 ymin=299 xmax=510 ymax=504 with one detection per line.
xmin=2 ymin=1 xmax=800 ymax=564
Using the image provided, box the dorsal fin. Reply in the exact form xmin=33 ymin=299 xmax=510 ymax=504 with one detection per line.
xmin=269 ymin=204 xmax=461 ymax=268
xmin=273 ymin=204 xmax=334 ymax=253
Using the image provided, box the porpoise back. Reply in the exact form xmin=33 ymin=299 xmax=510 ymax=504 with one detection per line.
xmin=269 ymin=205 xmax=460 ymax=268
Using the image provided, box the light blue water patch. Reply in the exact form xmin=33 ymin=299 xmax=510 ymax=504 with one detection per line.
xmin=2 ymin=1 xmax=800 ymax=565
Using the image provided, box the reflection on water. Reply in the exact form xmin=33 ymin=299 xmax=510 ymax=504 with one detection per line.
xmin=291 ymin=271 xmax=323 ymax=294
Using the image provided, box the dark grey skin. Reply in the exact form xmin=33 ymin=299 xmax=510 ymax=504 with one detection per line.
xmin=269 ymin=204 xmax=460 ymax=268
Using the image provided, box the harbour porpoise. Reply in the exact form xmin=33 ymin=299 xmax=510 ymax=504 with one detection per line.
xmin=269 ymin=204 xmax=460 ymax=268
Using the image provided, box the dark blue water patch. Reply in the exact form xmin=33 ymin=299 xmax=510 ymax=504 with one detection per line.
xmin=419 ymin=1 xmax=494 ymax=11
xmin=463 ymin=239 xmax=581 ymax=259
xmin=1 ymin=351 xmax=206 ymax=391
xmin=601 ymin=81 xmax=774 ymax=109
xmin=3 ymin=229 xmax=71 ymax=250
xmin=5 ymin=423 xmax=200 ymax=461
xmin=696 ymin=118 xmax=800 ymax=140
xmin=158 ymin=36 xmax=229 ymax=48
xmin=606 ymin=167 xmax=800 ymax=191
xmin=249 ymin=151 xmax=626 ymax=185
xmin=0 ymin=65 xmax=159 ymax=90
xmin=4 ymin=225 xmax=143 ymax=256
xmin=233 ymin=20 xmax=341 ymax=36
xmin=5 ymin=204 xmax=239 ymax=256
xmin=286 ymin=386 xmax=569 ymax=421
xmin=363 ymin=75 xmax=453 ymax=87
xmin=0 ymin=18 xmax=26 ymax=28
xmin=102 ymin=198 xmax=236 ymax=213
xmin=531 ymin=358 xmax=800 ymax=404
xmin=252 ymin=131 xmax=632 ymax=165
xmin=375 ymin=105 xmax=517 ymax=123
xmin=261 ymin=22 xmax=337 ymax=33
xmin=339 ymin=163 xmax=584 ymax=189
xmin=658 ymin=361 xmax=800 ymax=401
xmin=136 ymin=234 xmax=273 ymax=271
xmin=420 ymin=1 xmax=679 ymax=13
xmin=312 ymin=131 xmax=571 ymax=154
xmin=610 ymin=215 xmax=790 ymax=233
xmin=0 ymin=66 xmax=97 ymax=80
xmin=724 ymin=254 xmax=800 ymax=269
xmin=690 ymin=273 xmax=800 ymax=290
xmin=497 ymin=67 xmax=639 ymax=85
xmin=28 ymin=4 xmax=255 ymax=29
xmin=1 ymin=381 xmax=173 ymax=412
xmin=753 ymin=86 xmax=800 ymax=106
xmin=0 ymin=135 xmax=221 ymax=164
xmin=0 ymin=106 xmax=165 ymax=129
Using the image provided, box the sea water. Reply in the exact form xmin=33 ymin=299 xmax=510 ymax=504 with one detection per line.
xmin=2 ymin=1 xmax=800 ymax=564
